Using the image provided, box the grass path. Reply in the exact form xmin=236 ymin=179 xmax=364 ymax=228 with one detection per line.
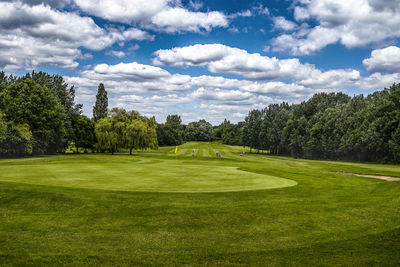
xmin=0 ymin=142 xmax=399 ymax=266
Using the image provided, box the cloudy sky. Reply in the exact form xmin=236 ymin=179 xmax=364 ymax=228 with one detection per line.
xmin=2 ymin=0 xmax=400 ymax=124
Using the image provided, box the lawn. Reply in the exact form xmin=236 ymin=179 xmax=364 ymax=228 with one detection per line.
xmin=0 ymin=142 xmax=399 ymax=266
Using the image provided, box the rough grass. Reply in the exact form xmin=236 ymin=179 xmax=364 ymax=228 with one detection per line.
xmin=0 ymin=142 xmax=399 ymax=266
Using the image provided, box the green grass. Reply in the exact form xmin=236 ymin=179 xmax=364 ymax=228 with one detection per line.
xmin=0 ymin=142 xmax=399 ymax=266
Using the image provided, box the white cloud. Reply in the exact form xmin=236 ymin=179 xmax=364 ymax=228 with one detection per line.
xmin=272 ymin=16 xmax=297 ymax=31
xmin=227 ymin=10 xmax=252 ymax=19
xmin=153 ymin=43 xmax=317 ymax=80
xmin=0 ymin=0 xmax=72 ymax=8
xmin=228 ymin=27 xmax=240 ymax=33
xmin=188 ymin=0 xmax=203 ymax=11
xmin=240 ymin=81 xmax=312 ymax=98
xmin=73 ymin=0 xmax=228 ymax=33
xmin=0 ymin=1 xmax=153 ymax=71
xmin=91 ymin=62 xmax=170 ymax=81
xmin=363 ymin=46 xmax=400 ymax=73
xmin=356 ymin=73 xmax=400 ymax=90
xmin=106 ymin=50 xmax=126 ymax=58
xmin=73 ymin=0 xmax=168 ymax=23
xmin=271 ymin=27 xmax=340 ymax=55
xmin=272 ymin=0 xmax=400 ymax=55
xmin=298 ymin=69 xmax=360 ymax=89
xmin=191 ymin=87 xmax=253 ymax=103
xmin=150 ymin=7 xmax=228 ymax=33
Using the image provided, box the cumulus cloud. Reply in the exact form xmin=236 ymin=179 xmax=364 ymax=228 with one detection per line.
xmin=227 ymin=10 xmax=252 ymax=19
xmin=298 ymin=69 xmax=360 ymax=89
xmin=191 ymin=87 xmax=253 ymax=103
xmin=105 ymin=50 xmax=126 ymax=58
xmin=271 ymin=0 xmax=400 ymax=55
xmin=363 ymin=46 xmax=400 ymax=73
xmin=153 ymin=43 xmax=317 ymax=80
xmin=240 ymin=81 xmax=312 ymax=98
xmin=73 ymin=0 xmax=228 ymax=33
xmin=272 ymin=16 xmax=297 ymax=31
xmin=0 ymin=1 xmax=153 ymax=71
xmin=0 ymin=0 xmax=72 ymax=8
xmin=150 ymin=7 xmax=228 ymax=33
xmin=356 ymin=73 xmax=400 ymax=90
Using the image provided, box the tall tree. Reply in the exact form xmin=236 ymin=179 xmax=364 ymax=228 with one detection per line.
xmin=93 ymin=83 xmax=108 ymax=122
xmin=243 ymin=109 xmax=264 ymax=153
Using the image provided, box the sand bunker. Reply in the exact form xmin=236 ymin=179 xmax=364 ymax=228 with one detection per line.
xmin=338 ymin=172 xmax=400 ymax=181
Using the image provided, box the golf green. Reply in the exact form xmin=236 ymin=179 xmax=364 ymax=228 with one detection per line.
xmin=0 ymin=156 xmax=296 ymax=192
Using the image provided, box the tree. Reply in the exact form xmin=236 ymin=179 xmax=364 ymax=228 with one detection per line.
xmin=94 ymin=108 xmax=158 ymax=155
xmin=0 ymin=79 xmax=65 ymax=154
xmin=93 ymin=83 xmax=108 ymax=122
xmin=156 ymin=114 xmax=184 ymax=146
xmin=0 ymin=71 xmax=17 ymax=93
xmin=184 ymin=120 xmax=213 ymax=142
xmin=125 ymin=119 xmax=147 ymax=155
xmin=243 ymin=109 xmax=264 ymax=153
xmin=73 ymin=115 xmax=96 ymax=153
xmin=259 ymin=103 xmax=291 ymax=155
xmin=26 ymin=71 xmax=82 ymax=150
xmin=95 ymin=117 xmax=119 ymax=155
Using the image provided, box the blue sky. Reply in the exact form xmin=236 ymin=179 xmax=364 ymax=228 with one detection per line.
xmin=1 ymin=0 xmax=400 ymax=124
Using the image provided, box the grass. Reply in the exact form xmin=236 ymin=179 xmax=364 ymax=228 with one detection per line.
xmin=0 ymin=142 xmax=399 ymax=266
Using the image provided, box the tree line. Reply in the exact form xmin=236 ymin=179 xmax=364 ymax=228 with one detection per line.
xmin=1 ymin=70 xmax=399 ymax=162
xmin=239 ymin=84 xmax=400 ymax=163
xmin=0 ymin=71 xmax=159 ymax=156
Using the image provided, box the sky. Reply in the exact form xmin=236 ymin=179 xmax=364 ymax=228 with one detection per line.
xmin=1 ymin=0 xmax=400 ymax=124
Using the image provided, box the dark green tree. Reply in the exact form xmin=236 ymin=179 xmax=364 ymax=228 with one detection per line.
xmin=0 ymin=79 xmax=65 ymax=154
xmin=25 ymin=71 xmax=82 ymax=151
xmin=243 ymin=109 xmax=264 ymax=153
xmin=93 ymin=83 xmax=108 ymax=122
xmin=0 ymin=114 xmax=32 ymax=157
xmin=72 ymin=115 xmax=96 ymax=153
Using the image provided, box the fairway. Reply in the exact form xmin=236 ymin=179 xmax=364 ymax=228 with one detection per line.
xmin=1 ymin=142 xmax=400 ymax=266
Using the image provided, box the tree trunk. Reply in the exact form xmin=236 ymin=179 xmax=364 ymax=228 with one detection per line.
xmin=130 ymin=148 xmax=132 ymax=155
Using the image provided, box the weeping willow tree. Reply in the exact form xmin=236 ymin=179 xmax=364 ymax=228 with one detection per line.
xmin=95 ymin=108 xmax=158 ymax=155
xmin=95 ymin=117 xmax=119 ymax=155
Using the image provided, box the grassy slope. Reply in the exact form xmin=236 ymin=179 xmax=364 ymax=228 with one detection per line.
xmin=0 ymin=142 xmax=399 ymax=266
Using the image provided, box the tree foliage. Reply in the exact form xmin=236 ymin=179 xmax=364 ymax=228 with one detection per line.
xmin=184 ymin=120 xmax=213 ymax=142
xmin=25 ymin=71 xmax=82 ymax=149
xmin=0 ymin=78 xmax=65 ymax=155
xmin=93 ymin=83 xmax=108 ymax=122
xmin=0 ymin=113 xmax=32 ymax=157
xmin=241 ymin=86 xmax=400 ymax=162
xmin=95 ymin=108 xmax=158 ymax=154
xmin=72 ymin=115 xmax=96 ymax=153
xmin=156 ymin=114 xmax=184 ymax=146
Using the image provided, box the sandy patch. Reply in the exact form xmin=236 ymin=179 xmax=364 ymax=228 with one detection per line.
xmin=338 ymin=172 xmax=400 ymax=181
